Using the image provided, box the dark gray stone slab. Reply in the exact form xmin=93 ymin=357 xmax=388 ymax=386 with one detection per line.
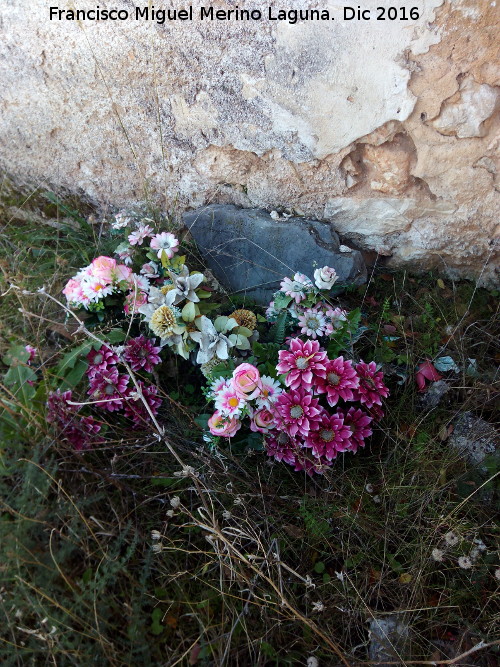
xmin=184 ymin=204 xmax=366 ymax=304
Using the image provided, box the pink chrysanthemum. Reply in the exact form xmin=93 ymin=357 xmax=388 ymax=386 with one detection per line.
xmin=297 ymin=308 xmax=327 ymax=339
xmin=314 ymin=356 xmax=359 ymax=406
xmin=86 ymin=345 xmax=119 ymax=377
xmin=47 ymin=389 xmax=76 ymax=423
xmin=276 ymin=338 xmax=327 ymax=391
xmin=366 ymin=404 xmax=385 ymax=422
xmin=293 ymin=450 xmax=334 ymax=476
xmin=264 ymin=430 xmax=301 ymax=466
xmin=304 ymin=411 xmax=352 ymax=461
xmin=280 ymin=273 xmax=313 ymax=304
xmin=65 ymin=416 xmax=103 ymax=451
xmin=123 ymin=335 xmax=161 ymax=373
xmin=272 ymin=388 xmax=322 ymax=438
xmin=88 ymin=367 xmax=130 ymax=412
xmin=123 ymin=382 xmax=162 ymax=427
xmin=353 ymin=361 xmax=389 ymax=409
xmin=340 ymin=407 xmax=373 ymax=452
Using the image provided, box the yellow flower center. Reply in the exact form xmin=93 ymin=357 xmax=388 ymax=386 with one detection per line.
xmin=228 ymin=397 xmax=239 ymax=408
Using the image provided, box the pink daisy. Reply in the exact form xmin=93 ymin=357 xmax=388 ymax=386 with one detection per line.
xmin=256 ymin=375 xmax=283 ymax=408
xmin=276 ymin=338 xmax=327 ymax=391
xmin=298 ymin=307 xmax=327 ymax=339
xmin=88 ymin=367 xmax=130 ymax=412
xmin=339 ymin=407 xmax=373 ymax=452
xmin=353 ymin=361 xmax=389 ymax=409
xmin=314 ymin=356 xmax=359 ymax=406
xmin=324 ymin=307 xmax=348 ymax=335
xmin=128 ymin=224 xmax=154 ymax=246
xmin=214 ymin=384 xmax=246 ymax=417
xmin=304 ymin=410 xmax=352 ymax=461
xmin=150 ymin=232 xmax=179 ymax=260
xmin=210 ymin=376 xmax=230 ymax=396
xmin=280 ymin=273 xmax=313 ymax=304
xmin=272 ymin=388 xmax=322 ymax=438
xmin=123 ymin=335 xmax=161 ymax=373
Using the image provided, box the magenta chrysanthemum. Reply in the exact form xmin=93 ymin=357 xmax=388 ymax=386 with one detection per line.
xmin=314 ymin=356 xmax=359 ymax=406
xmin=304 ymin=410 xmax=352 ymax=461
xmin=123 ymin=382 xmax=162 ymax=427
xmin=264 ymin=430 xmax=301 ymax=466
xmin=88 ymin=367 xmax=130 ymax=412
xmin=340 ymin=407 xmax=372 ymax=452
xmin=65 ymin=416 xmax=102 ymax=451
xmin=352 ymin=361 xmax=389 ymax=409
xmin=86 ymin=345 xmax=119 ymax=377
xmin=272 ymin=388 xmax=322 ymax=438
xmin=46 ymin=390 xmax=102 ymax=451
xmin=47 ymin=389 xmax=76 ymax=422
xmin=276 ymin=338 xmax=327 ymax=391
xmin=366 ymin=404 xmax=385 ymax=422
xmin=123 ymin=335 xmax=161 ymax=373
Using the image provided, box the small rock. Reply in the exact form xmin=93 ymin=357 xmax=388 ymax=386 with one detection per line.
xmin=184 ymin=204 xmax=366 ymax=304
xmin=449 ymin=412 xmax=498 ymax=465
xmin=369 ymin=616 xmax=410 ymax=666
xmin=418 ymin=380 xmax=450 ymax=409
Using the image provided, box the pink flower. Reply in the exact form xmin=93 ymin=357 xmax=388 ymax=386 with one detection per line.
xmin=128 ymin=224 xmax=154 ymax=246
xmin=150 ymin=232 xmax=179 ymax=260
xmin=62 ymin=278 xmax=83 ymax=302
xmin=232 ymin=363 xmax=262 ymax=400
xmin=46 ymin=389 xmax=76 ymax=423
xmin=264 ymin=431 xmax=300 ymax=466
xmin=86 ymin=345 xmax=119 ymax=377
xmin=304 ymin=410 xmax=352 ymax=460
xmin=416 ymin=360 xmax=443 ymax=392
xmin=66 ymin=416 xmax=102 ymax=451
xmin=340 ymin=407 xmax=372 ymax=452
xmin=210 ymin=376 xmax=230 ymax=396
xmin=124 ymin=290 xmax=148 ymax=315
xmin=117 ymin=247 xmax=134 ymax=266
xmin=87 ymin=367 xmax=129 ymax=412
xmin=250 ymin=407 xmax=276 ymax=433
xmin=208 ymin=411 xmax=241 ymax=438
xmin=123 ymin=382 xmax=162 ymax=428
xmin=123 ymin=335 xmax=161 ymax=373
xmin=353 ymin=361 xmax=389 ymax=409
xmin=366 ymin=404 xmax=385 ymax=422
xmin=25 ymin=345 xmax=37 ymax=364
xmin=214 ymin=383 xmax=245 ymax=417
xmin=114 ymin=264 xmax=133 ymax=283
xmin=272 ymin=388 xmax=322 ymax=438
xmin=280 ymin=273 xmax=313 ymax=304
xmin=91 ymin=256 xmax=116 ymax=283
xmin=315 ymin=357 xmax=359 ymax=406
xmin=324 ymin=307 xmax=347 ymax=335
xmin=276 ymin=338 xmax=327 ymax=391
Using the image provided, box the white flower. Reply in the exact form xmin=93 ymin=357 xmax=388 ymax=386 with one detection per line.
xmin=432 ymin=548 xmax=444 ymax=562
xmin=222 ymin=510 xmax=232 ymax=520
xmin=151 ymin=530 xmax=161 ymax=541
xmin=458 ymin=556 xmax=473 ymax=569
xmin=190 ymin=316 xmax=234 ymax=364
xmin=314 ymin=266 xmax=338 ymax=290
xmin=307 ymin=657 xmax=319 ymax=667
xmin=166 ymin=266 xmax=205 ymax=304
xmin=494 ymin=568 xmax=500 ymax=581
xmin=473 ymin=538 xmax=487 ymax=551
xmin=170 ymin=496 xmax=181 ymax=509
xmin=112 ymin=211 xmax=132 ymax=229
xmin=312 ymin=601 xmax=325 ymax=613
xmin=81 ymin=278 xmax=115 ymax=301
xmin=152 ymin=543 xmax=163 ymax=553
xmin=444 ymin=531 xmax=459 ymax=546
xmin=256 ymin=375 xmax=283 ymax=408
xmin=365 ymin=483 xmax=374 ymax=494
xmin=150 ymin=232 xmax=179 ymax=259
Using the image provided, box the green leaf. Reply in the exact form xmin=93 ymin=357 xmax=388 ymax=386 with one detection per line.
xmin=273 ymin=292 xmax=292 ymax=310
xmin=196 ymin=289 xmax=212 ymax=299
xmin=181 ymin=301 xmax=196 ymax=322
xmin=2 ymin=344 xmax=30 ymax=366
xmin=105 ymin=328 xmax=126 ymax=343
xmin=314 ymin=561 xmax=325 ymax=574
xmin=60 ymin=359 xmax=88 ymax=390
xmin=56 ymin=342 xmax=94 ymax=375
xmin=4 ymin=365 xmax=37 ymax=405
xmin=214 ymin=316 xmax=237 ymax=332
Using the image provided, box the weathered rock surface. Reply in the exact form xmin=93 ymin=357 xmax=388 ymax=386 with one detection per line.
xmin=185 ymin=205 xmax=366 ymax=303
xmin=0 ymin=0 xmax=499 ymax=284
xmin=449 ymin=412 xmax=498 ymax=465
xmin=369 ymin=616 xmax=410 ymax=666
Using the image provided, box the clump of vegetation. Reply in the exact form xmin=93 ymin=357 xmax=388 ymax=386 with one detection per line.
xmin=0 ymin=185 xmax=498 ymax=665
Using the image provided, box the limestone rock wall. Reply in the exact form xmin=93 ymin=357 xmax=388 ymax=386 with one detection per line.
xmin=0 ymin=0 xmax=498 ymax=284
